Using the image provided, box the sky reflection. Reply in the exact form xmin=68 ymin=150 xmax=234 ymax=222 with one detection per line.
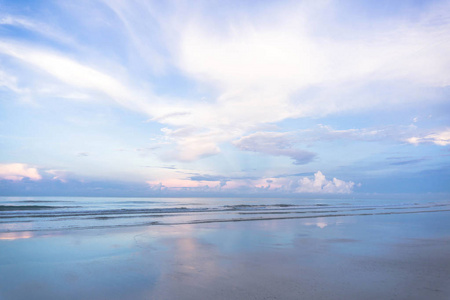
xmin=0 ymin=231 xmax=33 ymax=240
xmin=0 ymin=212 xmax=449 ymax=299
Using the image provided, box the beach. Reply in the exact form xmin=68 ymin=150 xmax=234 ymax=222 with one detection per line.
xmin=1 ymin=0 xmax=449 ymax=298
xmin=1 ymin=197 xmax=449 ymax=299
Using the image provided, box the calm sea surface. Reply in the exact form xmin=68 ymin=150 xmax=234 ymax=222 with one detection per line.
xmin=1 ymin=196 xmax=449 ymax=233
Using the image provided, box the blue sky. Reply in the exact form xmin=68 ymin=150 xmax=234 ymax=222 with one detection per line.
xmin=0 ymin=0 xmax=449 ymax=197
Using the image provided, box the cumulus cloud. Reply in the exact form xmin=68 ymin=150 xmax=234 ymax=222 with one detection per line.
xmin=146 ymin=171 xmax=357 ymax=194
xmin=406 ymin=128 xmax=450 ymax=146
xmin=295 ymin=171 xmax=355 ymax=194
xmin=0 ymin=163 xmax=41 ymax=181
xmin=233 ymin=132 xmax=316 ymax=164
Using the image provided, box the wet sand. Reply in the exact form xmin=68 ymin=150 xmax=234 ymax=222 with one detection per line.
xmin=1 ymin=211 xmax=449 ymax=299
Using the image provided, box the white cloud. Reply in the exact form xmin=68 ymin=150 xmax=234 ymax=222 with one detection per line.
xmin=0 ymin=42 xmax=151 ymax=110
xmin=1 ymin=1 xmax=449 ymax=163
xmin=164 ymin=137 xmax=221 ymax=162
xmin=0 ymin=163 xmax=42 ymax=181
xmin=178 ymin=1 xmax=450 ymax=113
xmin=145 ymin=170 xmax=357 ymax=194
xmin=0 ymin=70 xmax=23 ymax=93
xmin=45 ymin=169 xmax=70 ymax=182
xmin=0 ymin=15 xmax=75 ymax=46
xmin=233 ymin=132 xmax=316 ymax=165
xmin=406 ymin=128 xmax=450 ymax=146
xmin=129 ymin=1 xmax=450 ymax=160
xmin=296 ymin=171 xmax=355 ymax=194
xmin=296 ymin=124 xmax=420 ymax=143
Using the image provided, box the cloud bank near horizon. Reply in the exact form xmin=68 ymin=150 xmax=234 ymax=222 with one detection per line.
xmin=0 ymin=163 xmax=41 ymax=181
xmin=146 ymin=170 xmax=357 ymax=194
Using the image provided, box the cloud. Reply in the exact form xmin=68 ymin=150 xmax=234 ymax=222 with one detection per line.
xmin=0 ymin=70 xmax=22 ymax=93
xmin=389 ymin=158 xmax=426 ymax=166
xmin=0 ymin=14 xmax=75 ymax=46
xmin=252 ymin=124 xmax=447 ymax=148
xmin=179 ymin=1 xmax=450 ymax=105
xmin=130 ymin=0 xmax=450 ymax=161
xmin=1 ymin=0 xmax=449 ymax=163
xmin=158 ymin=127 xmax=224 ymax=162
xmin=406 ymin=128 xmax=450 ymax=146
xmin=0 ymin=41 xmax=154 ymax=113
xmin=295 ymin=171 xmax=355 ymax=194
xmin=162 ymin=137 xmax=221 ymax=162
xmin=294 ymin=124 xmax=420 ymax=143
xmin=233 ymin=132 xmax=316 ymax=164
xmin=45 ymin=169 xmax=70 ymax=182
xmin=146 ymin=170 xmax=357 ymax=194
xmin=189 ymin=174 xmax=230 ymax=187
xmin=0 ymin=163 xmax=42 ymax=181
xmin=189 ymin=174 xmax=264 ymax=188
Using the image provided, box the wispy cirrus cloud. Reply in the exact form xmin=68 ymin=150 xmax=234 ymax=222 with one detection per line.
xmin=0 ymin=70 xmax=22 ymax=93
xmin=389 ymin=158 xmax=427 ymax=166
xmin=0 ymin=14 xmax=75 ymax=46
xmin=0 ymin=41 xmax=154 ymax=112
xmin=406 ymin=128 xmax=450 ymax=146
xmin=247 ymin=124 xmax=443 ymax=147
xmin=1 ymin=0 xmax=449 ymax=164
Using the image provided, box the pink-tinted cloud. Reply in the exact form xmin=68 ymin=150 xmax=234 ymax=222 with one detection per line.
xmin=146 ymin=171 xmax=356 ymax=194
xmin=0 ymin=163 xmax=42 ymax=181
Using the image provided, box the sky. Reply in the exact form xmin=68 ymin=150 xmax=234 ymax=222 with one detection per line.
xmin=0 ymin=0 xmax=449 ymax=197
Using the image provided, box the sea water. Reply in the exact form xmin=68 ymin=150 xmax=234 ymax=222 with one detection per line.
xmin=1 ymin=196 xmax=449 ymax=233
xmin=1 ymin=196 xmax=450 ymax=299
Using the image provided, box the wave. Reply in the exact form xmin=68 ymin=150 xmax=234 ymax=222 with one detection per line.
xmin=16 ymin=200 xmax=75 ymax=203
xmin=1 ymin=199 xmax=449 ymax=233
xmin=0 ymin=205 xmax=64 ymax=211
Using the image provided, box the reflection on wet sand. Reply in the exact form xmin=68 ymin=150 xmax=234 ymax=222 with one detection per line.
xmin=304 ymin=218 xmax=328 ymax=228
xmin=0 ymin=212 xmax=449 ymax=299
xmin=0 ymin=231 xmax=33 ymax=240
xmin=0 ymin=223 xmax=34 ymax=240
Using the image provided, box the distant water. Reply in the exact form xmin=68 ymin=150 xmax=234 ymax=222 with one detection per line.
xmin=1 ymin=196 xmax=449 ymax=233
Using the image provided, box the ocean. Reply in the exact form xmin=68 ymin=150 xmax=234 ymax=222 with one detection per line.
xmin=1 ymin=195 xmax=450 ymax=299
xmin=2 ymin=196 xmax=449 ymax=233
